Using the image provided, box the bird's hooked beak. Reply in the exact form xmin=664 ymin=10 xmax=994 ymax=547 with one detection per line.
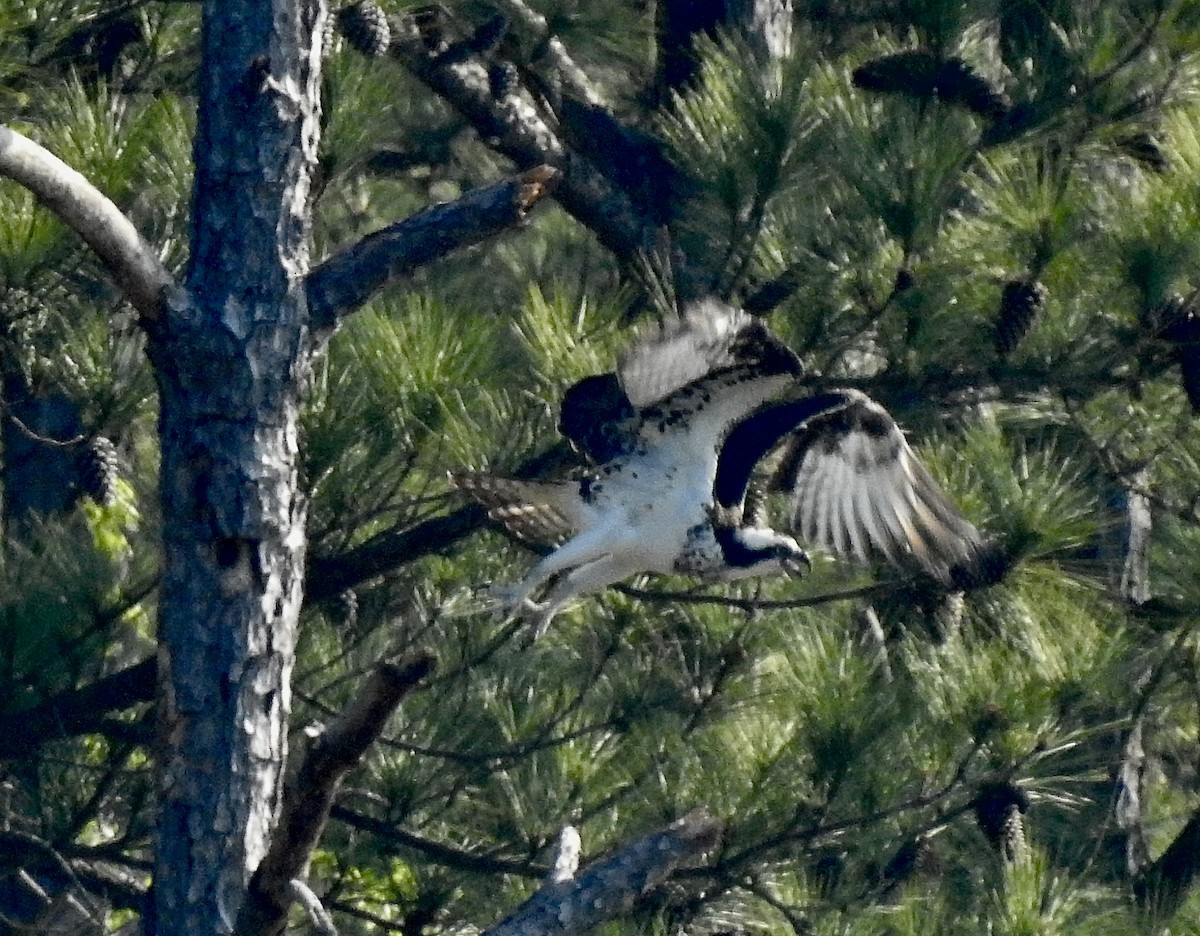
xmin=782 ymin=551 xmax=811 ymax=578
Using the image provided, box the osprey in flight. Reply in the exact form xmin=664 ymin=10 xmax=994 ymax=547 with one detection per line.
xmin=452 ymin=300 xmax=983 ymax=634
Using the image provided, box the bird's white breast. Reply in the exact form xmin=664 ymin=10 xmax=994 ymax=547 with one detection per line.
xmin=580 ymin=443 xmax=716 ymax=575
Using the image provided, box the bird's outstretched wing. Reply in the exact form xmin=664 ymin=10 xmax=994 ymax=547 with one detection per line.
xmin=715 ymin=389 xmax=983 ymax=584
xmin=449 ymin=472 xmax=587 ymax=546
xmin=557 ymin=373 xmax=637 ymax=464
xmin=559 ymin=300 xmax=801 ymax=464
xmin=617 ymin=299 xmax=800 ymax=408
xmin=618 ymin=299 xmax=756 ymax=408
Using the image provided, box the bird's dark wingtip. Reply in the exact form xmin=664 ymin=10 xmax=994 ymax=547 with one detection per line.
xmin=948 ymin=538 xmax=1015 ymax=591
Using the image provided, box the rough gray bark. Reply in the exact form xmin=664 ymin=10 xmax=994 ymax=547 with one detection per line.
xmin=389 ymin=17 xmax=655 ymax=260
xmin=145 ymin=1 xmax=323 ymax=931
xmin=483 ymin=811 xmax=720 ymax=936
xmin=235 ymin=653 xmax=435 ymax=936
xmin=307 ymin=164 xmax=559 ymax=332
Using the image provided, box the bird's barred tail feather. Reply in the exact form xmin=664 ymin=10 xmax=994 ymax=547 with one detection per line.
xmin=449 ymin=472 xmax=583 ymax=545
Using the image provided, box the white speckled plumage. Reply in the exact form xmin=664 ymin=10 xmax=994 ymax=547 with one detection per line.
xmin=451 ymin=301 xmax=984 ymax=633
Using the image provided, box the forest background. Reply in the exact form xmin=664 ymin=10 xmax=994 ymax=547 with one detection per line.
xmin=2 ymin=0 xmax=1200 ymax=934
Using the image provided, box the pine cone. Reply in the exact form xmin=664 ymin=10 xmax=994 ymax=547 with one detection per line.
xmin=853 ymin=50 xmax=941 ymax=96
xmin=973 ymin=781 xmax=1030 ymax=861
xmin=995 ymin=278 xmax=1047 ymax=355
xmin=337 ymin=1 xmax=391 ymax=57
xmin=1116 ymin=132 xmax=1169 ymax=173
xmin=853 ymin=51 xmax=1008 ymax=119
xmin=999 ymin=803 xmax=1028 ymax=862
xmin=78 ymin=435 xmax=119 ymax=506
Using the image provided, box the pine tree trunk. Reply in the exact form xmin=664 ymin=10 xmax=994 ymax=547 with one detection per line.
xmin=146 ymin=1 xmax=322 ymax=932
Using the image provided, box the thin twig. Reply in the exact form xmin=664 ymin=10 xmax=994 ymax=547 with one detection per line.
xmin=290 ymin=879 xmax=338 ymax=936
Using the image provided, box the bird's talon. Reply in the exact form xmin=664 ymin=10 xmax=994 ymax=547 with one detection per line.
xmin=783 ymin=552 xmax=811 ymax=577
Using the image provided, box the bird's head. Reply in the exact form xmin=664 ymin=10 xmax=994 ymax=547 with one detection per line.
xmin=715 ymin=525 xmax=811 ymax=581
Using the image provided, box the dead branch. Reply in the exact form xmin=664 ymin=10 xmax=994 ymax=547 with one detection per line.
xmin=388 ymin=16 xmax=656 ymax=259
xmin=306 ymin=165 xmax=559 ymax=332
xmin=235 ymin=652 xmax=436 ymax=936
xmin=0 ymin=657 xmax=156 ymax=758
xmin=0 ymin=125 xmax=174 ymax=322
xmin=483 ymin=810 xmax=720 ymax=936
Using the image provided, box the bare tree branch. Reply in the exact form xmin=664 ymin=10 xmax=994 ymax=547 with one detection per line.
xmin=307 ymin=165 xmax=560 ymax=332
xmin=1134 ymin=808 xmax=1200 ymax=923
xmin=487 ymin=0 xmax=605 ymax=107
xmin=236 ymin=652 xmax=436 ymax=936
xmin=483 ymin=810 xmax=721 ymax=936
xmin=0 ymin=125 xmax=174 ymax=322
xmin=329 ymin=804 xmax=541 ymax=878
xmin=306 ymin=505 xmax=486 ymax=603
xmin=388 ymin=16 xmax=656 ymax=260
xmin=545 ymin=826 xmax=581 ymax=885
xmin=289 ymin=879 xmax=337 ymax=936
xmin=0 ymin=657 xmax=156 ymax=758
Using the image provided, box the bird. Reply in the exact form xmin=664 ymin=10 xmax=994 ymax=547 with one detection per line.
xmin=451 ymin=299 xmax=985 ymax=635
